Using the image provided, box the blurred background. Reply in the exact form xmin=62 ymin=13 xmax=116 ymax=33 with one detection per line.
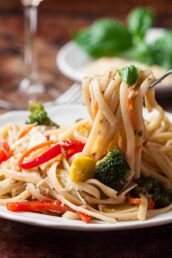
xmin=0 ymin=0 xmax=172 ymax=24
xmin=0 ymin=0 xmax=171 ymax=108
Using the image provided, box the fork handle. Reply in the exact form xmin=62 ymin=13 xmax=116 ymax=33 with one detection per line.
xmin=149 ymin=70 xmax=172 ymax=88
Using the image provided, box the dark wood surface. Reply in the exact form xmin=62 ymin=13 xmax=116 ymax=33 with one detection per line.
xmin=0 ymin=217 xmax=172 ymax=258
xmin=0 ymin=3 xmax=172 ymax=257
xmin=0 ymin=0 xmax=172 ymax=23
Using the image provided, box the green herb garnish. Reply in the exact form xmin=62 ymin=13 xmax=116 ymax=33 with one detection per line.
xmin=74 ymin=7 xmax=172 ymax=70
xmin=136 ymin=175 xmax=172 ymax=208
xmin=26 ymin=102 xmax=59 ymax=127
xmin=74 ymin=19 xmax=132 ymax=58
xmin=128 ymin=7 xmax=154 ymax=42
xmin=118 ymin=65 xmax=139 ymax=86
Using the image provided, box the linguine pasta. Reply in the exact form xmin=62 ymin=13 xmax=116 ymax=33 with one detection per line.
xmin=0 ymin=67 xmax=172 ymax=223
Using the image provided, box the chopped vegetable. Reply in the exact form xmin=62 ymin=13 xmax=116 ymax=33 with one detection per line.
xmin=7 ymin=200 xmax=91 ymax=223
xmin=95 ymin=147 xmax=131 ymax=191
xmin=17 ymin=124 xmax=36 ymax=139
xmin=19 ymin=140 xmax=85 ymax=169
xmin=147 ymin=197 xmax=155 ymax=209
xmin=126 ymin=195 xmax=155 ymax=209
xmin=70 ymin=156 xmax=96 ymax=182
xmin=126 ymin=196 xmax=141 ymax=205
xmin=135 ymin=175 xmax=172 ymax=208
xmin=74 ymin=19 xmax=132 ymax=58
xmin=26 ymin=102 xmax=58 ymax=127
xmin=118 ymin=65 xmax=139 ymax=86
xmin=128 ymin=7 xmax=154 ymax=42
xmin=127 ymin=88 xmax=138 ymax=129
xmin=7 ymin=200 xmax=71 ymax=214
xmin=18 ymin=140 xmax=55 ymax=166
xmin=77 ymin=212 xmax=91 ymax=223
xmin=0 ymin=142 xmax=11 ymax=164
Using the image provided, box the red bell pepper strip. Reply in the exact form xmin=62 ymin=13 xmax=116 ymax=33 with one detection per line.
xmin=77 ymin=212 xmax=91 ymax=223
xmin=18 ymin=140 xmax=55 ymax=166
xmin=20 ymin=140 xmax=85 ymax=169
xmin=147 ymin=197 xmax=155 ymax=209
xmin=7 ymin=200 xmax=91 ymax=223
xmin=126 ymin=195 xmax=155 ymax=209
xmin=66 ymin=143 xmax=85 ymax=159
xmin=7 ymin=200 xmax=72 ymax=214
xmin=0 ymin=141 xmax=12 ymax=164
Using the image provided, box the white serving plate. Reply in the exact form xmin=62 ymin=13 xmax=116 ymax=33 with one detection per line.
xmin=0 ymin=104 xmax=171 ymax=231
xmin=57 ymin=28 xmax=172 ymax=94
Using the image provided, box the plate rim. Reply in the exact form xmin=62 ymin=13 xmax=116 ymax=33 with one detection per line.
xmin=0 ymin=205 xmax=172 ymax=231
xmin=0 ymin=104 xmax=171 ymax=231
xmin=57 ymin=41 xmax=84 ymax=81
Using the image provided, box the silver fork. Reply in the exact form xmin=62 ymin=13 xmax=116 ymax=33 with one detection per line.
xmin=149 ymin=70 xmax=172 ymax=88
xmin=47 ymin=82 xmax=82 ymax=106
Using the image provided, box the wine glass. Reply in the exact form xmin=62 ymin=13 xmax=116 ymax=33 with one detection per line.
xmin=19 ymin=0 xmax=56 ymax=101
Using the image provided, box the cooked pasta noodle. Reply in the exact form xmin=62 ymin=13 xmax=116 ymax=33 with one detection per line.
xmin=0 ymin=67 xmax=172 ymax=223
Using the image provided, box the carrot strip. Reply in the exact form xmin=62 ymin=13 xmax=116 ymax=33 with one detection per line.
xmin=18 ymin=140 xmax=55 ymax=166
xmin=127 ymin=88 xmax=138 ymax=129
xmin=17 ymin=124 xmax=36 ymax=140
xmin=126 ymin=196 xmax=141 ymax=205
xmin=93 ymin=102 xmax=98 ymax=117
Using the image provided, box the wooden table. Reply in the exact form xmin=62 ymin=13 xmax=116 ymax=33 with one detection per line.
xmin=0 ymin=218 xmax=172 ymax=258
xmin=0 ymin=13 xmax=172 ymax=258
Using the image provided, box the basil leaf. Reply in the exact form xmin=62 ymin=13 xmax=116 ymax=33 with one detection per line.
xmin=128 ymin=30 xmax=172 ymax=70
xmin=148 ymin=30 xmax=172 ymax=70
xmin=126 ymin=43 xmax=154 ymax=66
xmin=74 ymin=19 xmax=133 ymax=58
xmin=118 ymin=65 xmax=139 ymax=86
xmin=128 ymin=7 xmax=154 ymax=42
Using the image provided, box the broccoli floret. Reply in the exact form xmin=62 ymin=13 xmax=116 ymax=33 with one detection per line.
xmin=136 ymin=175 xmax=172 ymax=208
xmin=26 ymin=102 xmax=58 ymax=127
xmin=95 ymin=147 xmax=131 ymax=191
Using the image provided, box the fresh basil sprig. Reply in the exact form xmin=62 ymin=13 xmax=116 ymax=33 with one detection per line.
xmin=128 ymin=7 xmax=154 ymax=42
xmin=74 ymin=7 xmax=172 ymax=70
xmin=74 ymin=19 xmax=132 ymax=58
xmin=118 ymin=65 xmax=139 ymax=86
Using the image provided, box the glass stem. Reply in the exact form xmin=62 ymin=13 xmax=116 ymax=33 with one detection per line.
xmin=24 ymin=5 xmax=38 ymax=81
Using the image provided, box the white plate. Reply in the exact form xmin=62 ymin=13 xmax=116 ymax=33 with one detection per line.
xmin=0 ymin=104 xmax=172 ymax=231
xmin=57 ymin=28 xmax=172 ymax=94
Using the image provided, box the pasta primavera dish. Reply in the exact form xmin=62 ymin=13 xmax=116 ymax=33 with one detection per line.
xmin=0 ymin=65 xmax=172 ymax=224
